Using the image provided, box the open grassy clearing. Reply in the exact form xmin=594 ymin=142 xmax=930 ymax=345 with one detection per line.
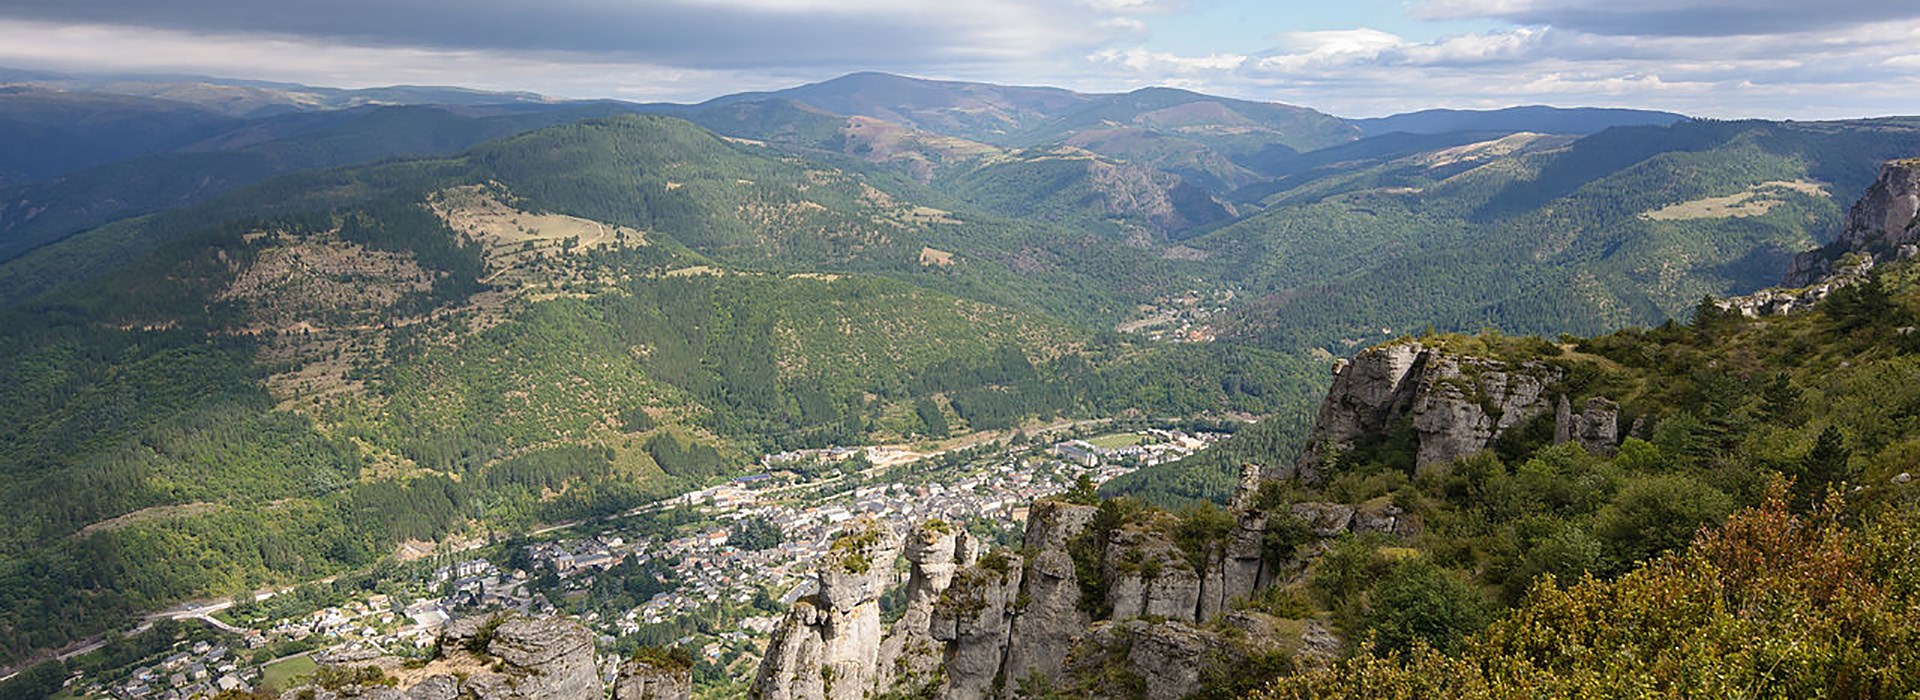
xmin=1641 ymin=179 xmax=1827 ymax=221
xmin=1084 ymin=432 xmax=1147 ymax=449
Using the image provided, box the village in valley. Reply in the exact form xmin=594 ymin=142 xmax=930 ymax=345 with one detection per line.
xmin=77 ymin=425 xmax=1224 ymax=699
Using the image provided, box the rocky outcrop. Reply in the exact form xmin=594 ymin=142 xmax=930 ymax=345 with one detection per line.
xmin=1286 ymin=343 xmax=1425 ymax=483
xmin=1785 ymin=158 xmax=1920 ymax=287
xmin=751 ymin=519 xmax=903 ymax=700
xmin=614 ymin=658 xmax=693 ymax=700
xmin=999 ymin=500 xmax=1098 ymax=689
xmin=876 ymin=521 xmax=980 ymax=694
xmin=1727 ymin=254 xmax=1875 ymax=317
xmin=282 ymin=615 xmax=687 ymax=700
xmin=1838 ymin=159 xmax=1920 ymax=254
xmin=922 ymin=500 xmax=1106 ymax=700
xmin=450 ymin=616 xmax=602 ymax=700
xmin=1102 ymin=514 xmax=1203 ymax=623
xmin=1062 ymin=619 xmax=1214 ymax=700
xmin=1288 ymin=341 xmax=1562 ymax=481
xmin=404 ymin=676 xmax=460 ymax=700
xmin=1058 ymin=612 xmax=1307 ymax=700
xmin=1554 ymin=396 xmax=1620 ymax=455
xmin=930 ymin=550 xmax=1026 ymax=700
xmin=744 ymin=457 xmax=1428 ymax=700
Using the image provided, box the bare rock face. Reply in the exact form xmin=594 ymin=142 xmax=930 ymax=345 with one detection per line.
xmin=290 ymin=616 xmax=603 ymax=700
xmin=876 ymin=521 xmax=979 ymax=694
xmin=1409 ymin=354 xmax=1558 ymax=470
xmin=470 ymin=616 xmax=603 ymax=700
xmin=1102 ymin=516 xmax=1202 ymax=623
xmin=1064 ymin=619 xmax=1213 ymax=700
xmin=1287 ymin=343 xmax=1425 ymax=483
xmin=1290 ymin=502 xmax=1356 ymax=537
xmin=1202 ymin=508 xmax=1269 ymax=620
xmin=998 ymin=500 xmax=1097 ymax=690
xmin=1059 ymin=612 xmax=1300 ymax=700
xmin=1291 ymin=342 xmax=1565 ymax=481
xmin=1841 ymin=159 xmax=1920 ymax=253
xmin=930 ymin=551 xmax=1025 ymax=700
xmin=404 ymin=676 xmax=460 ymax=700
xmin=751 ymin=519 xmax=902 ymax=700
xmin=1786 ymin=158 xmax=1920 ymax=287
xmin=1574 ymin=397 xmax=1619 ymax=454
xmin=614 ymin=658 xmax=693 ymax=700
xmin=1734 ymin=254 xmax=1874 ymax=316
xmin=1553 ymin=396 xmax=1620 ymax=454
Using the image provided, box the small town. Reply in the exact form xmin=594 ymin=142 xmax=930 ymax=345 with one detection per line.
xmin=76 ymin=426 xmax=1222 ymax=699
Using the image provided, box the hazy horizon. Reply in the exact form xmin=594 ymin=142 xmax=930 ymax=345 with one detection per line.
xmin=0 ymin=1 xmax=1914 ymax=120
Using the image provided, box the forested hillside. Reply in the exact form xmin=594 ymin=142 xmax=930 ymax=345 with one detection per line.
xmin=0 ymin=113 xmax=1321 ymax=666
xmin=1199 ymin=118 xmax=1920 ymax=350
xmin=0 ymin=102 xmax=645 ymax=263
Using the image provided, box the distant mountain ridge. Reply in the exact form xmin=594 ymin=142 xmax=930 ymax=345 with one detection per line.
xmin=1353 ymin=105 xmax=1689 ymax=136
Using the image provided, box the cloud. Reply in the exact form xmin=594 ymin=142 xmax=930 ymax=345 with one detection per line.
xmin=0 ymin=18 xmax=802 ymax=100
xmin=0 ymin=0 xmax=1133 ymax=70
xmin=1091 ymin=48 xmax=1248 ymax=73
xmin=1414 ymin=0 xmax=1920 ymax=37
xmin=1087 ymin=21 xmax=1920 ymax=119
xmin=0 ymin=0 xmax=1913 ymax=119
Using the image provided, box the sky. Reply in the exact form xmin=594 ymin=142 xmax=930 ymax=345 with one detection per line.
xmin=0 ymin=0 xmax=1916 ymax=118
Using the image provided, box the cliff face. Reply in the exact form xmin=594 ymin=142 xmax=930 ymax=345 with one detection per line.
xmin=1838 ymin=159 xmax=1920 ymax=253
xmin=1284 ymin=341 xmax=1576 ymax=482
xmin=757 ymin=462 xmax=1388 ymax=700
xmin=877 ymin=521 xmax=981 ymax=694
xmin=752 ymin=519 xmax=903 ymax=700
xmin=1784 ymin=158 xmax=1920 ymax=288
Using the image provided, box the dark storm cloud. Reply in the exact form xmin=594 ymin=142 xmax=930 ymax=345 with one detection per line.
xmin=1421 ymin=0 xmax=1920 ymax=37
xmin=0 ymin=0 xmax=1082 ymax=69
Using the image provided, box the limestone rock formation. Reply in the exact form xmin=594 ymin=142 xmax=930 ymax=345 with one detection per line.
xmin=998 ymin=500 xmax=1097 ymax=689
xmin=876 ymin=520 xmax=980 ymax=694
xmin=751 ymin=519 xmax=903 ymax=700
xmin=1102 ymin=513 xmax=1204 ymax=623
xmin=614 ymin=658 xmax=694 ymax=700
xmin=403 ymin=676 xmax=460 ymax=700
xmin=1838 ymin=159 xmax=1920 ymax=253
xmin=1785 ymin=158 xmax=1920 ymax=287
xmin=929 ymin=549 xmax=1026 ymax=700
xmin=1287 ymin=343 xmax=1425 ymax=483
xmin=1058 ymin=612 xmax=1304 ymax=700
xmin=1728 ymin=254 xmax=1874 ymax=317
xmin=283 ymin=614 xmax=672 ymax=700
xmin=752 ymin=440 xmax=1431 ymax=700
xmin=457 ymin=616 xmax=602 ymax=700
xmin=1289 ymin=341 xmax=1562 ymax=481
xmin=1554 ymin=396 xmax=1620 ymax=455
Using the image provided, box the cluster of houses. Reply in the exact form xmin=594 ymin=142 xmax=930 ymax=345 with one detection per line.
xmin=105 ymin=641 xmax=251 ymax=700
xmin=1051 ymin=429 xmax=1221 ymax=470
xmin=760 ymin=445 xmax=864 ymax=468
xmin=525 ymin=537 xmax=624 ymax=576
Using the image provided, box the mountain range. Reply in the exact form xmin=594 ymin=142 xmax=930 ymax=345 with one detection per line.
xmin=0 ymin=66 xmax=1913 ymax=686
